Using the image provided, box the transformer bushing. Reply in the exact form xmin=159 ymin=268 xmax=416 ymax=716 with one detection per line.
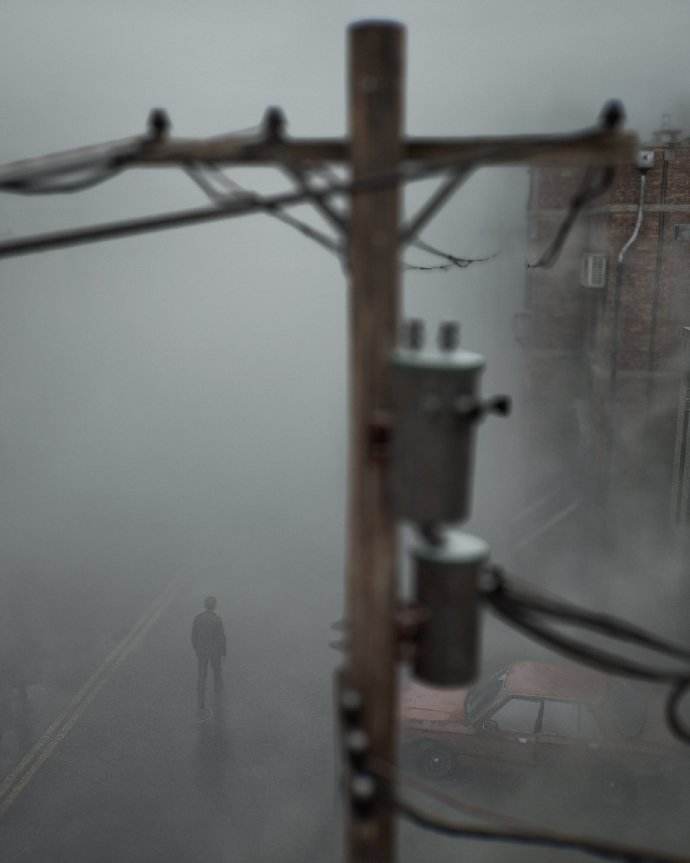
xmin=390 ymin=320 xmax=508 ymax=525
xmin=413 ymin=531 xmax=490 ymax=686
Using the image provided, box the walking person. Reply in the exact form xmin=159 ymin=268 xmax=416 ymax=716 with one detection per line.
xmin=191 ymin=596 xmax=226 ymax=711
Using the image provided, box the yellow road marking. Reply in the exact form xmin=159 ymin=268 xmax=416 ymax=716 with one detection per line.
xmin=0 ymin=575 xmax=185 ymax=818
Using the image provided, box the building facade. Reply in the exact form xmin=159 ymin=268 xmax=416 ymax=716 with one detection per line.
xmin=524 ymin=125 xmax=690 ymax=525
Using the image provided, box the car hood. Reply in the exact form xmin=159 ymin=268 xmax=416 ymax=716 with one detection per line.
xmin=400 ymin=680 xmax=469 ymax=725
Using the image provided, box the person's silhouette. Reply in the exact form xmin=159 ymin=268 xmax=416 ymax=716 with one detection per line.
xmin=191 ymin=596 xmax=226 ymax=710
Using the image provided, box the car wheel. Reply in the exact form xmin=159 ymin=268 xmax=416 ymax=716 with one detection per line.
xmin=415 ymin=740 xmax=455 ymax=780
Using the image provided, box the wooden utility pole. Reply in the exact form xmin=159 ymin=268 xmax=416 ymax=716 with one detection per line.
xmin=345 ymin=21 xmax=403 ymax=863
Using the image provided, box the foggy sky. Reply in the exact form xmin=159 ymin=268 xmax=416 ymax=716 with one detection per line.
xmin=1 ymin=0 xmax=689 ymax=568
xmin=2 ymin=3 xmax=690 ymax=861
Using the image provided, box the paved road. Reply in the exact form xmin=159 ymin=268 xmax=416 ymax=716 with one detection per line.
xmin=2 ymin=571 xmax=687 ymax=863
xmin=0 ymin=578 xmax=339 ymax=863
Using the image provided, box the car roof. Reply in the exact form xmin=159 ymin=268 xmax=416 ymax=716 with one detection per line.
xmin=504 ymin=661 xmax=608 ymax=702
xmin=401 ymin=680 xmax=467 ymax=711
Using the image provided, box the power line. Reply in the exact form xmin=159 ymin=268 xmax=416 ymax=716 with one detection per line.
xmin=482 ymin=567 xmax=690 ymax=744
xmin=666 ymin=679 xmax=690 ymax=743
xmin=0 ymin=165 xmax=126 ymax=195
xmin=393 ymin=794 xmax=689 ymax=863
xmin=0 ymin=113 xmax=259 ymax=191
xmin=374 ymin=756 xmax=543 ymax=830
xmin=405 ymin=237 xmax=496 ymax=271
xmin=368 ymin=755 xmax=689 ymax=863
xmin=184 ymin=163 xmax=344 ymax=259
xmin=527 ymin=165 xmax=615 ymax=269
xmin=0 ymin=105 xmax=629 ymax=263
xmin=410 ymin=237 xmax=495 ymax=267
xmin=0 ymin=153 xmax=510 ymax=260
xmin=486 ymin=568 xmax=690 ymax=663
xmin=0 ymin=135 xmax=145 ymax=189
xmin=301 ymin=162 xmax=492 ymax=270
xmin=186 ymin=162 xmax=482 ymax=273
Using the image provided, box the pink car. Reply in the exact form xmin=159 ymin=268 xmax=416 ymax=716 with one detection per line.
xmin=400 ymin=661 xmax=675 ymax=805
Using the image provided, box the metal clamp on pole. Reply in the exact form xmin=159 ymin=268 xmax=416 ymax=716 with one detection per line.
xmin=335 ymin=678 xmax=380 ymax=823
xmin=339 ymin=684 xmax=364 ymax=729
xmin=453 ymin=394 xmax=511 ymax=422
xmin=345 ymin=729 xmax=370 ymax=771
xmin=349 ymin=772 xmax=378 ymax=821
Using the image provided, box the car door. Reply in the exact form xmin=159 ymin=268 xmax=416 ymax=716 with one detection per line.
xmin=474 ymin=696 xmax=542 ymax=768
xmin=534 ymin=698 xmax=600 ymax=779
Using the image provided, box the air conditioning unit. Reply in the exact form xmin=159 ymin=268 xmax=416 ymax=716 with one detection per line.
xmin=580 ymin=253 xmax=608 ymax=289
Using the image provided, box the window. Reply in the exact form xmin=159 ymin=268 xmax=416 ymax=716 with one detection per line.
xmin=492 ymin=698 xmax=541 ymax=734
xmin=465 ymin=672 xmax=505 ymax=723
xmin=541 ymin=700 xmax=579 ymax=737
xmin=539 ymin=700 xmax=601 ymax=739
xmin=579 ymin=706 xmax=600 ymax=739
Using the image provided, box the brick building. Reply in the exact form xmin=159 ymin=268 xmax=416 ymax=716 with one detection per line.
xmin=523 ymin=124 xmax=690 ymax=525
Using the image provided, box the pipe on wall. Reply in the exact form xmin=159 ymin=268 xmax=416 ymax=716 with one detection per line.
xmin=609 ymin=166 xmax=648 ymax=399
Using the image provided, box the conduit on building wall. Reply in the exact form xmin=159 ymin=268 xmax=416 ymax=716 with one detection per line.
xmin=609 ymin=165 xmax=648 ymax=398
xmin=648 ymin=155 xmax=669 ymax=405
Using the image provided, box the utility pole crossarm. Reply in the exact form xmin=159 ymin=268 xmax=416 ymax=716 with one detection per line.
xmin=134 ymin=128 xmax=636 ymax=167
xmin=0 ymin=127 xmax=636 ymax=188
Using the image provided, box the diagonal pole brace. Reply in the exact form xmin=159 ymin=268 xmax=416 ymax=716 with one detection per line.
xmin=184 ymin=162 xmax=345 ymax=259
xmin=399 ymin=167 xmax=473 ymax=245
xmin=282 ymin=163 xmax=350 ymax=235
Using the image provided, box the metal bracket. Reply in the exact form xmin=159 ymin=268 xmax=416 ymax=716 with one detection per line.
xmin=367 ymin=410 xmax=393 ymax=462
xmin=453 ymin=394 xmax=512 ymax=422
xmin=334 ymin=676 xmax=379 ymax=822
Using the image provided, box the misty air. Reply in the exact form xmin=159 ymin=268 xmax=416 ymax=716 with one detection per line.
xmin=0 ymin=3 xmax=689 ymax=863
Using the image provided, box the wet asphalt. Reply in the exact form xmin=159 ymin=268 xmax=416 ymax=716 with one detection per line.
xmin=0 ymin=580 xmax=340 ymax=863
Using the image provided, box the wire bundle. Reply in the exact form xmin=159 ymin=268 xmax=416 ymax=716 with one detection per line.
xmin=366 ymin=756 xmax=690 ymax=863
xmin=482 ymin=567 xmax=690 ymax=745
xmin=0 ymin=102 xmax=623 ymax=265
xmin=527 ymin=165 xmax=616 ymax=269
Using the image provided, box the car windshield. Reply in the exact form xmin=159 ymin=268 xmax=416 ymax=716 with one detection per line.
xmin=465 ymin=671 xmax=505 ymax=722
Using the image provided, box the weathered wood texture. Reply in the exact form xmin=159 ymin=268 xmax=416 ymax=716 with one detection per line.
xmin=345 ymin=20 xmax=403 ymax=863
xmin=132 ymin=131 xmax=635 ymax=167
xmin=0 ymin=130 xmax=637 ymax=188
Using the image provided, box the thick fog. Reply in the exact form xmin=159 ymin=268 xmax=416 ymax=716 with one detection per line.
xmin=1 ymin=2 xmax=690 ymax=861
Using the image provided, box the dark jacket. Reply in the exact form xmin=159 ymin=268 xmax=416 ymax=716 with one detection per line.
xmin=191 ymin=610 xmax=226 ymax=658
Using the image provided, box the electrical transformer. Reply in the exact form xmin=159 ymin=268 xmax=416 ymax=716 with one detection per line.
xmin=412 ymin=530 xmax=490 ymax=686
xmin=390 ymin=320 xmax=508 ymax=526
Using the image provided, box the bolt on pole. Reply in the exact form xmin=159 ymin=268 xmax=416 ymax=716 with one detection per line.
xmin=345 ymin=19 xmax=404 ymax=863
